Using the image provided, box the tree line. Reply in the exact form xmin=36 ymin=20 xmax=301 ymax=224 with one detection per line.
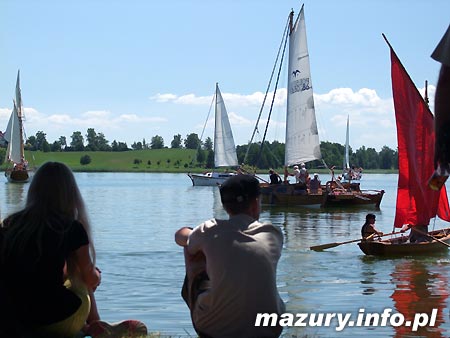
xmin=1 ymin=128 xmax=398 ymax=170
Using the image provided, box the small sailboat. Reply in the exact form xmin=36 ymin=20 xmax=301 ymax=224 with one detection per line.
xmin=358 ymin=35 xmax=450 ymax=256
xmin=324 ymin=115 xmax=384 ymax=208
xmin=188 ymin=84 xmax=238 ymax=186
xmin=3 ymin=70 xmax=30 ymax=183
xmin=341 ymin=115 xmax=362 ymax=183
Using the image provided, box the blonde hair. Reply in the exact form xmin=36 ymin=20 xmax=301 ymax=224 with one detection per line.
xmin=1 ymin=162 xmax=95 ymax=275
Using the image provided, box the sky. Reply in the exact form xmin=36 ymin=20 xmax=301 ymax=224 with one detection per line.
xmin=1 ymin=0 xmax=449 ymax=152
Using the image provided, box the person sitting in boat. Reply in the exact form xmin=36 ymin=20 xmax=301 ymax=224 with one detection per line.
xmin=400 ymin=224 xmax=430 ymax=243
xmin=361 ymin=213 xmax=383 ymax=240
xmin=309 ymin=173 xmax=321 ymax=194
xmin=269 ymin=169 xmax=282 ymax=185
xmin=299 ymin=163 xmax=309 ymax=184
xmin=174 ymin=175 xmax=285 ymax=338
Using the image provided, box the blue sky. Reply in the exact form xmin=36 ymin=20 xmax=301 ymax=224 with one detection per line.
xmin=1 ymin=0 xmax=449 ymax=151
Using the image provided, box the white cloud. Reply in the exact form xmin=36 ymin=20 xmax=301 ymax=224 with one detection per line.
xmin=3 ymin=84 xmax=434 ymax=151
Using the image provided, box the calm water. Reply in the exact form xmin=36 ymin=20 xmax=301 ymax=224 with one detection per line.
xmin=1 ymin=173 xmax=450 ymax=337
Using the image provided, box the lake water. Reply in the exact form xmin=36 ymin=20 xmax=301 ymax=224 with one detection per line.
xmin=1 ymin=173 xmax=450 ymax=337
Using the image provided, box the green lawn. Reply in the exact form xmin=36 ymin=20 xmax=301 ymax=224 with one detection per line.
xmin=1 ymin=149 xmax=398 ymax=174
xmin=19 ymin=149 xmax=203 ymax=172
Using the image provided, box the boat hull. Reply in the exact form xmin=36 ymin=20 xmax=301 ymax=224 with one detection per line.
xmin=260 ymin=183 xmax=327 ymax=207
xmin=188 ymin=172 xmax=235 ymax=186
xmin=5 ymin=169 xmax=30 ymax=183
xmin=324 ymin=190 xmax=385 ymax=208
xmin=358 ymin=229 xmax=450 ymax=256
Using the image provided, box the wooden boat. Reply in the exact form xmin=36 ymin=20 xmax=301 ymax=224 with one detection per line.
xmin=260 ymin=182 xmax=326 ymax=208
xmin=188 ymin=84 xmax=238 ymax=186
xmin=323 ymin=180 xmax=385 ymax=208
xmin=358 ymin=229 xmax=450 ymax=256
xmin=3 ymin=70 xmax=31 ymax=183
xmin=358 ymin=36 xmax=450 ymax=255
xmin=320 ymin=115 xmax=384 ymax=207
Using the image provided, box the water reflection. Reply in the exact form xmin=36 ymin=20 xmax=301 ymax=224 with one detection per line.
xmin=1 ymin=182 xmax=27 ymax=220
xmin=390 ymin=260 xmax=448 ymax=338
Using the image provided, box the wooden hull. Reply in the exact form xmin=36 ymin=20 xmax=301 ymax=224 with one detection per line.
xmin=5 ymin=169 xmax=30 ymax=183
xmin=187 ymin=172 xmax=235 ymax=186
xmin=260 ymin=183 xmax=327 ymax=207
xmin=324 ymin=190 xmax=385 ymax=208
xmin=358 ymin=229 xmax=450 ymax=256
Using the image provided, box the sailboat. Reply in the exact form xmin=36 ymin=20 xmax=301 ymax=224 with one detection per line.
xmin=342 ymin=115 xmax=362 ymax=183
xmin=324 ymin=115 xmax=384 ymax=207
xmin=358 ymin=36 xmax=450 ymax=256
xmin=3 ymin=70 xmax=30 ymax=183
xmin=187 ymin=84 xmax=238 ymax=186
xmin=259 ymin=6 xmax=383 ymax=208
xmin=259 ymin=5 xmax=326 ymax=207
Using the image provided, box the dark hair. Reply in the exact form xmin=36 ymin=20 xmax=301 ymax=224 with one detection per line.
xmin=366 ymin=213 xmax=376 ymax=221
xmin=220 ymin=175 xmax=261 ymax=214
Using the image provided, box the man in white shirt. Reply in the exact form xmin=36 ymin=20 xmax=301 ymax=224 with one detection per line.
xmin=175 ymin=175 xmax=285 ymax=338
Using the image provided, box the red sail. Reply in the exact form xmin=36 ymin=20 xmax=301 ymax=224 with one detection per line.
xmin=390 ymin=48 xmax=450 ymax=228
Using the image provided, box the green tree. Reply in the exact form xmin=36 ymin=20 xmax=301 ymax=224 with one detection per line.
xmin=171 ymin=134 xmax=182 ymax=149
xmin=80 ymin=154 xmax=91 ymax=165
xmin=117 ymin=142 xmax=129 ymax=151
xmin=59 ymin=136 xmax=67 ymax=151
xmin=184 ymin=133 xmax=201 ymax=149
xmin=96 ymin=132 xmax=111 ymax=151
xmin=25 ymin=135 xmax=36 ymax=151
xmin=86 ymin=128 xmax=98 ymax=151
xmin=151 ymin=135 xmax=164 ymax=149
xmin=35 ymin=131 xmax=49 ymax=151
xmin=50 ymin=140 xmax=62 ymax=152
xmin=379 ymin=146 xmax=396 ymax=169
xmin=70 ymin=131 xmax=85 ymax=151
xmin=206 ymin=150 xmax=215 ymax=168
xmin=132 ymin=141 xmax=143 ymax=150
xmin=204 ymin=137 xmax=213 ymax=151
xmin=196 ymin=149 xmax=206 ymax=165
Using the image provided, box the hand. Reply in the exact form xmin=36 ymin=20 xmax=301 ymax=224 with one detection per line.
xmin=93 ymin=266 xmax=102 ymax=291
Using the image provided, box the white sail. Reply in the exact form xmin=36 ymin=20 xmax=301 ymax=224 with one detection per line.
xmin=15 ymin=70 xmax=22 ymax=118
xmin=4 ymin=102 xmax=22 ymax=164
xmin=344 ymin=115 xmax=350 ymax=169
xmin=285 ymin=6 xmax=321 ymax=166
xmin=214 ymin=84 xmax=238 ymax=167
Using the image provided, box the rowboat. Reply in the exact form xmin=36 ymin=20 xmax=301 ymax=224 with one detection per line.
xmin=358 ymin=229 xmax=450 ymax=256
xmin=358 ymin=35 xmax=450 ymax=255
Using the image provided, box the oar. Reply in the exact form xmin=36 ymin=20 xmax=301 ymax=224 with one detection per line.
xmin=412 ymin=228 xmax=450 ymax=248
xmin=310 ymin=231 xmax=401 ymax=251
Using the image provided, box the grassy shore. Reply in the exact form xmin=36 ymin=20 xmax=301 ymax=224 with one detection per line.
xmin=1 ymin=149 xmax=398 ymax=174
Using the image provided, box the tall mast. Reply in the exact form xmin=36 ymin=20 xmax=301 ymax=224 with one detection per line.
xmin=16 ymin=70 xmax=25 ymax=162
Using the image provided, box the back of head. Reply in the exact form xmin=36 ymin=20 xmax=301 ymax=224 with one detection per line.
xmin=220 ymin=175 xmax=261 ymax=215
xmin=366 ymin=213 xmax=376 ymax=222
xmin=27 ymin=162 xmax=82 ymax=218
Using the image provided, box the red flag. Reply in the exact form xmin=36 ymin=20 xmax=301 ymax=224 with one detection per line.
xmin=390 ymin=48 xmax=450 ymax=228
